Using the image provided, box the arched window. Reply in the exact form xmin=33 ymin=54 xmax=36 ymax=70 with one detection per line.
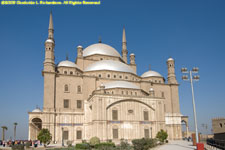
xmin=63 ymin=130 xmax=69 ymax=140
xmin=77 ymin=100 xmax=82 ymax=109
xmin=76 ymin=129 xmax=82 ymax=139
xmin=112 ymin=109 xmax=118 ymax=120
xmin=64 ymin=71 xmax=67 ymax=74
xmin=64 ymin=84 xmax=69 ymax=92
xmin=143 ymin=110 xmax=149 ymax=121
xmin=112 ymin=126 xmax=118 ymax=139
xmin=70 ymin=71 xmax=73 ymax=75
xmin=144 ymin=127 xmax=150 ymax=138
xmin=161 ymin=92 xmax=164 ymax=98
xmin=77 ymin=85 xmax=81 ymax=93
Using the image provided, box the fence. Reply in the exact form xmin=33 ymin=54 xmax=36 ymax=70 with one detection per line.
xmin=207 ymin=138 xmax=225 ymax=150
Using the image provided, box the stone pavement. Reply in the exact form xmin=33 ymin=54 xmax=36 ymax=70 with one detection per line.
xmin=153 ymin=140 xmax=196 ymax=150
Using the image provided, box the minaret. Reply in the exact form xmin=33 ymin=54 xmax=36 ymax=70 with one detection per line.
xmin=48 ymin=11 xmax=54 ymax=40
xmin=44 ymin=11 xmax=55 ymax=72
xmin=167 ymin=57 xmax=178 ymax=84
xmin=122 ymin=27 xmax=128 ymax=63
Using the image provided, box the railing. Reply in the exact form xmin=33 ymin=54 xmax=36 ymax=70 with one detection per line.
xmin=207 ymin=138 xmax=225 ymax=150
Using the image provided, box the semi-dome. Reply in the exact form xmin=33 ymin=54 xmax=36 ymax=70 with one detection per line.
xmin=141 ymin=70 xmax=162 ymax=78
xmin=104 ymin=81 xmax=140 ymax=89
xmin=58 ymin=60 xmax=80 ymax=69
xmin=84 ymin=60 xmax=136 ymax=74
xmin=83 ymin=43 xmax=121 ymax=58
xmin=32 ymin=108 xmax=42 ymax=113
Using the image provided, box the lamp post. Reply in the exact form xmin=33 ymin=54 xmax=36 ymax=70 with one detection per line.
xmin=62 ymin=127 xmax=64 ymax=147
xmin=181 ymin=67 xmax=200 ymax=144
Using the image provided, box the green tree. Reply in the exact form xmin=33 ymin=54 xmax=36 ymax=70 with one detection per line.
xmin=156 ymin=129 xmax=168 ymax=143
xmin=37 ymin=128 xmax=52 ymax=147
xmin=14 ymin=122 xmax=18 ymax=140
xmin=89 ymin=136 xmax=100 ymax=146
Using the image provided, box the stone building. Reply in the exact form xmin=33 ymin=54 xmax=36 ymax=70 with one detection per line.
xmin=28 ymin=12 xmax=184 ymax=143
xmin=212 ymin=118 xmax=225 ymax=140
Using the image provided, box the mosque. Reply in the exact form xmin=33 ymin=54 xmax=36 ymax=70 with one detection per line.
xmin=28 ymin=12 xmax=187 ymax=143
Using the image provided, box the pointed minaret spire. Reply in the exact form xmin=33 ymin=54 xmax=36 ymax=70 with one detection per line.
xmin=122 ymin=26 xmax=127 ymax=49
xmin=122 ymin=26 xmax=128 ymax=63
xmin=66 ymin=53 xmax=69 ymax=60
xmin=98 ymin=36 xmax=102 ymax=43
xmin=48 ymin=11 xmax=54 ymax=39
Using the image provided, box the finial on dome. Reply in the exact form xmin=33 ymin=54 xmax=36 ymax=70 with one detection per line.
xmin=66 ymin=53 xmax=69 ymax=60
xmin=149 ymin=64 xmax=151 ymax=71
xmin=99 ymin=36 xmax=102 ymax=43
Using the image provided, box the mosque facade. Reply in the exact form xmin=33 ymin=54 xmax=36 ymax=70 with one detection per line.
xmin=28 ymin=12 xmax=184 ymax=143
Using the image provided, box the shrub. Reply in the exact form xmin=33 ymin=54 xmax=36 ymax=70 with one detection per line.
xmin=156 ymin=129 xmax=168 ymax=143
xmin=116 ymin=139 xmax=132 ymax=150
xmin=37 ymin=128 xmax=52 ymax=147
xmin=67 ymin=140 xmax=73 ymax=147
xmin=82 ymin=140 xmax=87 ymax=143
xmin=25 ymin=141 xmax=31 ymax=148
xmin=11 ymin=144 xmax=24 ymax=150
xmin=132 ymin=138 xmax=156 ymax=150
xmin=95 ymin=142 xmax=115 ymax=150
xmin=90 ymin=136 xmax=100 ymax=146
xmin=75 ymin=143 xmax=91 ymax=150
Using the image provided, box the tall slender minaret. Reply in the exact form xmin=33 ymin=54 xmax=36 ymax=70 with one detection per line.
xmin=122 ymin=27 xmax=128 ymax=63
xmin=167 ymin=57 xmax=178 ymax=84
xmin=44 ymin=11 xmax=55 ymax=72
xmin=43 ymin=11 xmax=56 ymax=112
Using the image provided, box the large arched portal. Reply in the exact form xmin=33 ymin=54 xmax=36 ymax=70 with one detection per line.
xmin=106 ymin=99 xmax=156 ymax=140
xmin=29 ymin=118 xmax=42 ymax=140
xmin=181 ymin=116 xmax=189 ymax=138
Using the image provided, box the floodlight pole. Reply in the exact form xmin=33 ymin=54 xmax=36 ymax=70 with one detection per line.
xmin=190 ymin=70 xmax=199 ymax=143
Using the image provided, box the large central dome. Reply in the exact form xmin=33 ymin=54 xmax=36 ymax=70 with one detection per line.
xmin=84 ymin=60 xmax=136 ymax=74
xmin=83 ymin=43 xmax=121 ymax=58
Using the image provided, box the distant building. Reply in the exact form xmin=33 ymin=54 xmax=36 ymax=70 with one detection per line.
xmin=212 ymin=118 xmax=225 ymax=140
xmin=28 ymin=12 xmax=187 ymax=143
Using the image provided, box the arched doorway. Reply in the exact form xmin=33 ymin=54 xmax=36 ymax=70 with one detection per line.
xmin=181 ymin=116 xmax=189 ymax=138
xmin=30 ymin=118 xmax=42 ymax=140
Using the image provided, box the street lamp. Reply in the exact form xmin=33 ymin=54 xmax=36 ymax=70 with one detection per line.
xmin=181 ymin=67 xmax=200 ymax=144
xmin=62 ymin=127 xmax=64 ymax=147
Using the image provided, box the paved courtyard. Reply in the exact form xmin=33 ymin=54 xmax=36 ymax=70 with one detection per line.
xmin=153 ymin=140 xmax=196 ymax=150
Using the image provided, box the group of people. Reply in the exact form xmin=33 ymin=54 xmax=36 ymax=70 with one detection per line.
xmin=0 ymin=140 xmax=40 ymax=147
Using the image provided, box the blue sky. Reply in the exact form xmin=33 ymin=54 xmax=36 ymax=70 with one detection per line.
xmin=0 ymin=0 xmax=225 ymax=140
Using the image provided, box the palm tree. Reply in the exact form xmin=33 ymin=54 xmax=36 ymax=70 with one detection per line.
xmin=14 ymin=122 xmax=18 ymax=140
xmin=1 ymin=126 xmax=8 ymax=141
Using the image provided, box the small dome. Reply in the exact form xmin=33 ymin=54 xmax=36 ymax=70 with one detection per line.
xmin=167 ymin=57 xmax=174 ymax=61
xmin=32 ymin=108 xmax=42 ymax=112
xmin=130 ymin=53 xmax=135 ymax=56
xmin=104 ymin=81 xmax=140 ymax=89
xmin=83 ymin=43 xmax=121 ymax=58
xmin=58 ymin=60 xmax=80 ymax=69
xmin=77 ymin=45 xmax=83 ymax=48
xmin=84 ymin=60 xmax=136 ymax=74
xmin=141 ymin=70 xmax=162 ymax=78
xmin=45 ymin=39 xmax=54 ymax=43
